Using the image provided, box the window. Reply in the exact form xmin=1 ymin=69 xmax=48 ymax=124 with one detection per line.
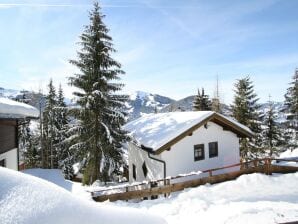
xmin=209 ymin=142 xmax=218 ymax=158
xmin=142 ymin=162 xmax=148 ymax=177
xmin=132 ymin=164 xmax=136 ymax=180
xmin=0 ymin=159 xmax=6 ymax=167
xmin=194 ymin=144 xmax=204 ymax=161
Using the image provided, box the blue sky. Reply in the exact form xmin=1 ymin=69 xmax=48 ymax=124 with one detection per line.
xmin=0 ymin=0 xmax=297 ymax=103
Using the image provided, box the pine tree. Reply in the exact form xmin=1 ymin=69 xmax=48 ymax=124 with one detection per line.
xmin=42 ymin=79 xmax=58 ymax=168
xmin=55 ymin=85 xmax=74 ymax=178
xmin=261 ymin=98 xmax=282 ymax=157
xmin=231 ymin=76 xmax=262 ymax=160
xmin=69 ymin=2 xmax=128 ymax=185
xmin=193 ymin=88 xmax=211 ymax=111
xmin=284 ymin=68 xmax=298 ymax=150
xmin=19 ymin=120 xmax=40 ymax=168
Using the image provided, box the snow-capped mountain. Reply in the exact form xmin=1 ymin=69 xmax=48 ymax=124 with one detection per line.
xmin=0 ymin=87 xmax=20 ymax=98
xmin=0 ymin=87 xmax=287 ymax=123
xmin=127 ymin=91 xmax=175 ymax=120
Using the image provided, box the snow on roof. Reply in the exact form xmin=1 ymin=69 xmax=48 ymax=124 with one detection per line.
xmin=0 ymin=167 xmax=165 ymax=224
xmin=124 ymin=111 xmax=253 ymax=151
xmin=124 ymin=111 xmax=214 ymax=150
xmin=215 ymin=112 xmax=253 ymax=134
xmin=0 ymin=97 xmax=39 ymax=119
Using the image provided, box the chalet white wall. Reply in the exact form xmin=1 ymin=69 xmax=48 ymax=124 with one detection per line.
xmin=128 ymin=143 xmax=164 ymax=183
xmin=0 ymin=148 xmax=18 ymax=170
xmin=161 ymin=121 xmax=240 ymax=178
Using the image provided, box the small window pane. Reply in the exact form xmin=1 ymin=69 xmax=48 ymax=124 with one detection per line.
xmin=132 ymin=164 xmax=136 ymax=180
xmin=194 ymin=144 xmax=204 ymax=161
xmin=0 ymin=159 xmax=6 ymax=167
xmin=142 ymin=162 xmax=148 ymax=177
xmin=209 ymin=142 xmax=218 ymax=158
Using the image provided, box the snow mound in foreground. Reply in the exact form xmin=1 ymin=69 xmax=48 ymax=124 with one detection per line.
xmin=22 ymin=169 xmax=72 ymax=190
xmin=114 ymin=173 xmax=298 ymax=224
xmin=0 ymin=168 xmax=166 ymax=224
xmin=22 ymin=168 xmax=90 ymax=200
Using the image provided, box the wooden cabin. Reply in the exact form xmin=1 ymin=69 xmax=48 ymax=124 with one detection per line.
xmin=0 ymin=97 xmax=39 ymax=170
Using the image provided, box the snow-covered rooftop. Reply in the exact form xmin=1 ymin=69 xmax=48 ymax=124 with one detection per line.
xmin=124 ymin=111 xmax=252 ymax=151
xmin=0 ymin=97 xmax=39 ymax=119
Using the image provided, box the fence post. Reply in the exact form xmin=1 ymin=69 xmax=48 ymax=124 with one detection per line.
xmin=268 ymin=158 xmax=272 ymax=175
xmin=209 ymin=170 xmax=212 ymax=177
xmin=126 ymin=186 xmax=129 ymax=202
xmin=167 ymin=179 xmax=171 ymax=197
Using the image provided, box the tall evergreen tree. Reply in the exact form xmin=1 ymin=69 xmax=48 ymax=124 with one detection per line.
xmin=231 ymin=76 xmax=262 ymax=160
xmin=42 ymin=79 xmax=57 ymax=168
xmin=261 ymin=98 xmax=282 ymax=157
xmin=69 ymin=2 xmax=128 ymax=184
xmin=193 ymin=88 xmax=211 ymax=111
xmin=19 ymin=120 xmax=40 ymax=168
xmin=55 ymin=85 xmax=70 ymax=167
xmin=284 ymin=69 xmax=298 ymax=150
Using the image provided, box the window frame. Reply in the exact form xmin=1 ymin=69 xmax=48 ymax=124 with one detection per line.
xmin=209 ymin=142 xmax=218 ymax=158
xmin=194 ymin=144 xmax=205 ymax=161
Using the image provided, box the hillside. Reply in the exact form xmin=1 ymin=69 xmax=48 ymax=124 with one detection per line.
xmin=0 ymin=87 xmax=286 ymax=122
xmin=127 ymin=91 xmax=175 ymax=120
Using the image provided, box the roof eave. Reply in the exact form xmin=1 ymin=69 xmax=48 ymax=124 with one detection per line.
xmin=154 ymin=113 xmax=253 ymax=155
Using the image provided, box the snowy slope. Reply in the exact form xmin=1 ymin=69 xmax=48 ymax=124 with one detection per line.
xmin=127 ymin=91 xmax=175 ymax=120
xmin=112 ymin=172 xmax=298 ymax=224
xmin=0 ymin=168 xmax=166 ymax=224
xmin=0 ymin=87 xmax=20 ymax=98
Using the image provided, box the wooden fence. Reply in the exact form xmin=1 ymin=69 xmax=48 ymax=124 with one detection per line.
xmin=92 ymin=158 xmax=298 ymax=202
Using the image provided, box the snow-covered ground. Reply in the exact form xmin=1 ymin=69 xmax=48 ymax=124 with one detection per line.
xmin=112 ymin=172 xmax=298 ymax=224
xmin=4 ymin=149 xmax=298 ymax=224
xmin=276 ymin=148 xmax=298 ymax=167
xmin=0 ymin=168 xmax=165 ymax=224
xmin=279 ymin=148 xmax=298 ymax=159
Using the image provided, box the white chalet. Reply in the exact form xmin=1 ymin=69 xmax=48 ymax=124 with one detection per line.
xmin=0 ymin=97 xmax=39 ymax=170
xmin=125 ymin=111 xmax=253 ymax=183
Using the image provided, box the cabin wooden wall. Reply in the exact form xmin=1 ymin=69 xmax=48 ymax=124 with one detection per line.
xmin=0 ymin=120 xmax=17 ymax=154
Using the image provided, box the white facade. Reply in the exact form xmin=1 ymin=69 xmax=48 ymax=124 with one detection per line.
xmin=0 ymin=148 xmax=18 ymax=170
xmin=128 ymin=121 xmax=240 ymax=183
xmin=128 ymin=143 xmax=164 ymax=183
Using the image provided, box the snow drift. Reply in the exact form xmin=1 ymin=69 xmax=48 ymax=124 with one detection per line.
xmin=113 ymin=172 xmax=298 ymax=224
xmin=0 ymin=168 xmax=166 ymax=224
